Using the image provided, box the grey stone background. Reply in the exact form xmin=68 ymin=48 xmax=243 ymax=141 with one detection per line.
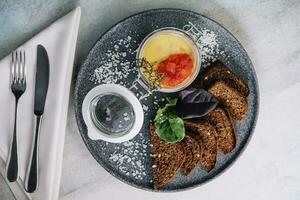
xmin=0 ymin=0 xmax=256 ymax=73
xmin=1 ymin=0 xmax=300 ymax=200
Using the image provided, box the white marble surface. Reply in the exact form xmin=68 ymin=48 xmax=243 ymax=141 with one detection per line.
xmin=1 ymin=0 xmax=300 ymax=199
xmin=59 ymin=1 xmax=300 ymax=200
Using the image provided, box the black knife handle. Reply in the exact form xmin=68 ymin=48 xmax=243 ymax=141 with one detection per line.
xmin=6 ymin=100 xmax=19 ymax=182
xmin=25 ymin=115 xmax=41 ymax=193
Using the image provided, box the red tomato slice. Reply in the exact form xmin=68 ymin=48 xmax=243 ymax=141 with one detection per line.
xmin=156 ymin=53 xmax=194 ymax=88
xmin=165 ymin=62 xmax=176 ymax=74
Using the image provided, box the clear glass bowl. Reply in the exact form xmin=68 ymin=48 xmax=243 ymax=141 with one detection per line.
xmin=82 ymin=84 xmax=144 ymax=143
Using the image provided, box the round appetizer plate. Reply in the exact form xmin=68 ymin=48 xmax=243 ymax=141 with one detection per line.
xmin=74 ymin=8 xmax=259 ymax=191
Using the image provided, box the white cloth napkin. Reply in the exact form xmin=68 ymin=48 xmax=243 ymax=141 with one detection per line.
xmin=0 ymin=7 xmax=81 ymax=200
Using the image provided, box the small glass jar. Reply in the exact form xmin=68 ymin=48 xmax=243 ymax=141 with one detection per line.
xmin=89 ymin=93 xmax=135 ymax=137
xmin=136 ymin=27 xmax=201 ymax=93
xmin=82 ymin=84 xmax=144 ymax=143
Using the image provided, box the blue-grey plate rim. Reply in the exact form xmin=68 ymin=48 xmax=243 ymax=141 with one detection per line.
xmin=74 ymin=8 xmax=259 ymax=192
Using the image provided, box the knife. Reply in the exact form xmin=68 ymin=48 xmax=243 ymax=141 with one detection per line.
xmin=24 ymin=45 xmax=49 ymax=193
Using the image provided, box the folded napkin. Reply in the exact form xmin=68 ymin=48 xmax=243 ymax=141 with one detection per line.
xmin=0 ymin=7 xmax=81 ymax=200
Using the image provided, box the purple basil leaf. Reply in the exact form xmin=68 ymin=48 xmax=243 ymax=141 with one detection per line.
xmin=175 ymin=88 xmax=218 ymax=119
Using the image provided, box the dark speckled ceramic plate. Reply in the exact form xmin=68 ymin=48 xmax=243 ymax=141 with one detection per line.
xmin=74 ymin=8 xmax=259 ymax=191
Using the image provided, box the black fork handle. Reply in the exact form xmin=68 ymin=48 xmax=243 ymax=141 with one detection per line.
xmin=24 ymin=115 xmax=41 ymax=193
xmin=6 ymin=98 xmax=19 ymax=182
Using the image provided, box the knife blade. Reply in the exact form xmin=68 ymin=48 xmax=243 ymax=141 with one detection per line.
xmin=34 ymin=45 xmax=49 ymax=115
xmin=25 ymin=44 xmax=50 ymax=193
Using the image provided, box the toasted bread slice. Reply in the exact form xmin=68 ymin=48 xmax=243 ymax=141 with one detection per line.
xmin=199 ymin=61 xmax=249 ymax=97
xmin=208 ymin=81 xmax=248 ymax=120
xmin=184 ymin=121 xmax=217 ymax=172
xmin=206 ymin=108 xmax=236 ymax=154
xmin=150 ymin=123 xmax=185 ymax=189
xmin=180 ymin=135 xmax=202 ymax=176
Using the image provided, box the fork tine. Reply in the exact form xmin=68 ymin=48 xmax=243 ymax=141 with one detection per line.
xmin=18 ymin=51 xmax=22 ymax=84
xmin=23 ymin=51 xmax=26 ymax=83
xmin=11 ymin=51 xmax=14 ymax=84
xmin=20 ymin=50 xmax=26 ymax=83
xmin=11 ymin=51 xmax=17 ymax=84
xmin=16 ymin=51 xmax=20 ymax=83
xmin=19 ymin=51 xmax=23 ymax=83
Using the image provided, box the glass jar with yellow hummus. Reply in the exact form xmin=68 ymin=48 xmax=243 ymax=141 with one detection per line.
xmin=137 ymin=27 xmax=201 ymax=93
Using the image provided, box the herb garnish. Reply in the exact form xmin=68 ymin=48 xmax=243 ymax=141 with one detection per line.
xmin=154 ymin=98 xmax=185 ymax=143
xmin=175 ymin=88 xmax=219 ymax=119
xmin=136 ymin=58 xmax=163 ymax=90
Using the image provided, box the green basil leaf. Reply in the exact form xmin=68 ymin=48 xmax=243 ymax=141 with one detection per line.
xmin=154 ymin=98 xmax=185 ymax=143
xmin=168 ymin=114 xmax=185 ymax=140
xmin=165 ymin=98 xmax=177 ymax=107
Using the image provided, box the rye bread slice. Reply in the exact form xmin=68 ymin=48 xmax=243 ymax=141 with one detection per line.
xmin=199 ymin=61 xmax=249 ymax=97
xmin=206 ymin=108 xmax=236 ymax=154
xmin=184 ymin=121 xmax=217 ymax=172
xmin=149 ymin=123 xmax=185 ymax=189
xmin=180 ymin=135 xmax=202 ymax=176
xmin=208 ymin=81 xmax=248 ymax=120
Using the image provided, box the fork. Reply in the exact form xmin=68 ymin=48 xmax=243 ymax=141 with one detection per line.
xmin=6 ymin=50 xmax=26 ymax=182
